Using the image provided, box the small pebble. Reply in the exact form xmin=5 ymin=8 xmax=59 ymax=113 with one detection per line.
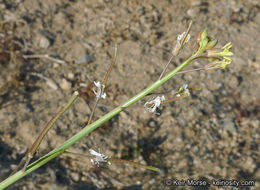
xmin=188 ymin=0 xmax=201 ymax=6
xmin=223 ymin=118 xmax=236 ymax=133
xmin=38 ymin=36 xmax=50 ymax=49
xmin=53 ymin=63 xmax=59 ymax=68
xmin=10 ymin=164 xmax=18 ymax=170
xmin=68 ymin=72 xmax=74 ymax=79
xmin=75 ymin=54 xmax=95 ymax=64
xmin=70 ymin=172 xmax=80 ymax=182
xmin=46 ymin=79 xmax=58 ymax=90
xmin=60 ymin=78 xmax=72 ymax=90
xmin=187 ymin=9 xmax=197 ymax=17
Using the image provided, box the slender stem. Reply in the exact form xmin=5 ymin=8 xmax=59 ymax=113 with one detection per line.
xmin=87 ymin=98 xmax=99 ymax=125
xmin=0 ymin=53 xmax=197 ymax=189
xmin=27 ymin=91 xmax=79 ymax=158
xmin=103 ymin=44 xmax=118 ymax=86
xmin=171 ymin=22 xmax=192 ymax=57
xmin=158 ymin=21 xmax=192 ymax=80
xmin=161 ymin=94 xmax=189 ymax=105
xmin=9 ymin=158 xmax=26 ymax=177
xmin=158 ymin=54 xmax=175 ymax=80
xmin=64 ymin=151 xmax=160 ymax=172
xmin=1 ymin=149 xmax=65 ymax=189
xmin=87 ymin=45 xmax=118 ymax=125
xmin=10 ymin=91 xmax=79 ymax=175
xmin=176 ymin=65 xmax=219 ymax=75
xmin=177 ymin=67 xmax=205 ymax=74
xmin=179 ymin=21 xmax=193 ymax=50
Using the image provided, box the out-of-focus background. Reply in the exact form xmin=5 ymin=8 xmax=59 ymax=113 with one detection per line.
xmin=0 ymin=0 xmax=259 ymax=189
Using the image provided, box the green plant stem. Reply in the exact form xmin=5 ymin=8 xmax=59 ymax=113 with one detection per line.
xmin=10 ymin=91 xmax=79 ymax=176
xmin=0 ymin=54 xmax=197 ymax=189
xmin=87 ymin=97 xmax=100 ymax=125
xmin=27 ymin=91 xmax=79 ymax=158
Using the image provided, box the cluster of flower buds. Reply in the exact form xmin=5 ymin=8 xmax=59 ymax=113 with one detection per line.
xmin=205 ymin=42 xmax=233 ymax=69
xmin=193 ymin=30 xmax=233 ymax=69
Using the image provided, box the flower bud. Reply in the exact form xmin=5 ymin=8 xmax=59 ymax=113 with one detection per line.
xmin=200 ymin=30 xmax=208 ymax=41
xmin=206 ymin=42 xmax=233 ymax=58
xmin=206 ymin=39 xmax=218 ymax=50
xmin=207 ymin=58 xmax=232 ymax=69
xmin=195 ymin=30 xmax=210 ymax=52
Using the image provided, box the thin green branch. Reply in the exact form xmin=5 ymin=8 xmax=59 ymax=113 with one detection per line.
xmin=87 ymin=97 xmax=99 ymax=125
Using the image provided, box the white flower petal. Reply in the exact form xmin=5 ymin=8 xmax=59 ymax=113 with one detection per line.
xmin=144 ymin=96 xmax=165 ymax=114
xmin=89 ymin=149 xmax=109 ymax=166
xmin=93 ymin=81 xmax=106 ymax=99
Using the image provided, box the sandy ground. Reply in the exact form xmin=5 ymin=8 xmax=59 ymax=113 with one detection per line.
xmin=0 ymin=0 xmax=259 ymax=189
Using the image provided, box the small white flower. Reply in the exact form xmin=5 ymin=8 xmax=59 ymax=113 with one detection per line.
xmin=176 ymin=84 xmax=190 ymax=97
xmin=93 ymin=81 xmax=106 ymax=99
xmin=144 ymin=96 xmax=165 ymax=114
xmin=89 ymin=149 xmax=109 ymax=167
xmin=177 ymin=32 xmax=190 ymax=46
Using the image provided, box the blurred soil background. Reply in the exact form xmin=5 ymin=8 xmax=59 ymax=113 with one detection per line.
xmin=0 ymin=0 xmax=259 ymax=189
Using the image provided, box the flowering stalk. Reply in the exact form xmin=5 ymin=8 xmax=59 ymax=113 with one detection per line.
xmin=0 ymin=53 xmax=196 ymax=189
xmin=87 ymin=45 xmax=118 ymax=125
xmin=158 ymin=21 xmax=192 ymax=80
xmin=144 ymin=84 xmax=193 ymax=113
xmin=173 ymin=21 xmax=192 ymax=56
xmin=0 ymin=29 xmax=233 ymax=189
xmin=64 ymin=150 xmax=160 ymax=172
